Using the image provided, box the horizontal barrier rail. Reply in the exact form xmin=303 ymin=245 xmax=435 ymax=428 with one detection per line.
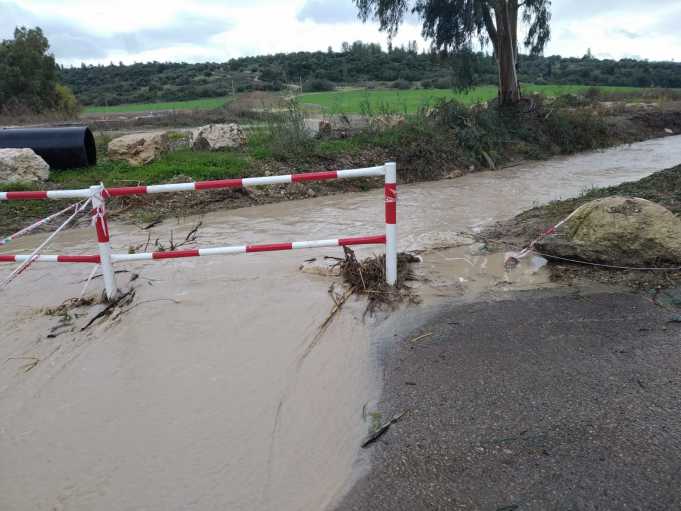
xmin=1 ymin=163 xmax=397 ymax=300
xmin=0 ymin=235 xmax=386 ymax=264
xmin=0 ymin=166 xmax=386 ymax=201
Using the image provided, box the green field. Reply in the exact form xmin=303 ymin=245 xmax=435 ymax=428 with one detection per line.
xmin=83 ymin=84 xmax=651 ymax=115
xmin=299 ymin=84 xmax=647 ymax=114
xmin=84 ymin=97 xmax=230 ymax=114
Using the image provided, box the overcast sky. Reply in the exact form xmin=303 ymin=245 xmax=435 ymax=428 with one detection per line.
xmin=1 ymin=0 xmax=679 ymax=66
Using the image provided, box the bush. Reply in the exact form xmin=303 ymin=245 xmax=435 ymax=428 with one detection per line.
xmin=54 ymin=84 xmax=80 ymax=116
xmin=262 ymin=100 xmax=315 ymax=160
xmin=392 ymin=79 xmax=411 ymax=90
xmin=303 ymin=79 xmax=336 ymax=92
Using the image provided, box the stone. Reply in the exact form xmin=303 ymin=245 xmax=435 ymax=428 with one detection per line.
xmin=190 ymin=123 xmax=246 ymax=151
xmin=536 ymin=196 xmax=681 ymax=267
xmin=369 ymin=115 xmax=406 ymax=130
xmin=0 ymin=148 xmax=50 ymax=183
xmin=107 ymin=132 xmax=169 ymax=166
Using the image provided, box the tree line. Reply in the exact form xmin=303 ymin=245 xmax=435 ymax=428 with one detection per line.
xmin=59 ymin=42 xmax=681 ymax=107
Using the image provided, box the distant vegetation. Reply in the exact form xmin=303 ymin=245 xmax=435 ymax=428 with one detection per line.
xmin=60 ymin=41 xmax=681 ymax=108
xmin=0 ymin=27 xmax=79 ymax=117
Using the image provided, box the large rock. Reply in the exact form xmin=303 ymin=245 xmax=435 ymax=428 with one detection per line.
xmin=107 ymin=132 xmax=169 ymax=166
xmin=536 ymin=196 xmax=681 ymax=266
xmin=0 ymin=148 xmax=50 ymax=183
xmin=190 ymin=123 xmax=246 ymax=151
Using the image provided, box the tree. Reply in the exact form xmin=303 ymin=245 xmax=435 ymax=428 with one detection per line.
xmin=354 ymin=0 xmax=552 ymax=105
xmin=0 ymin=27 xmax=59 ymax=113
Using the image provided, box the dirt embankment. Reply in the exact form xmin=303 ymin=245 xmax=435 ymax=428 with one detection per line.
xmin=483 ymin=164 xmax=681 ymax=290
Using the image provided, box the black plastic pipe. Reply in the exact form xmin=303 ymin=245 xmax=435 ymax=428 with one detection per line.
xmin=0 ymin=126 xmax=97 ymax=170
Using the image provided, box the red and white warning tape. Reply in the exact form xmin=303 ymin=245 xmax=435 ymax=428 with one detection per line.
xmin=505 ymin=208 xmax=581 ymax=264
xmin=0 ymin=234 xmax=386 ymax=264
xmin=0 ymin=199 xmax=91 ymax=290
xmin=0 ymin=201 xmax=84 ymax=246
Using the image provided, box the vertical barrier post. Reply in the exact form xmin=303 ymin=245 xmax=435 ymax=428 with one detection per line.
xmin=384 ymin=162 xmax=397 ymax=286
xmin=90 ymin=185 xmax=117 ymax=301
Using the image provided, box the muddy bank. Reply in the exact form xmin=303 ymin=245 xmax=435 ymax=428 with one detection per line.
xmin=2 ymin=136 xmax=681 ymax=510
xmin=483 ymin=163 xmax=681 ymax=290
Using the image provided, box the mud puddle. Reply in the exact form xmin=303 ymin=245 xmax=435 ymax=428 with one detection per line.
xmin=1 ymin=135 xmax=681 ymax=511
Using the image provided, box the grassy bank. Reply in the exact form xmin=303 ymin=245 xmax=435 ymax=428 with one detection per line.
xmin=2 ymin=97 xmax=680 ymax=236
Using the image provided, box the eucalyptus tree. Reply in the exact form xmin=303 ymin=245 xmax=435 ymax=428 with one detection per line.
xmin=354 ymin=0 xmax=552 ymax=105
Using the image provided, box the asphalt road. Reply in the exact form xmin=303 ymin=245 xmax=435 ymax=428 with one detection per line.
xmin=336 ymin=290 xmax=681 ymax=511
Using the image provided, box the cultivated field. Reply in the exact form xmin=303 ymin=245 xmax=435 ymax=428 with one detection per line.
xmin=83 ymin=84 xmax=655 ymax=115
xmin=84 ymin=97 xmax=230 ymax=114
xmin=299 ymin=84 xmax=648 ymax=114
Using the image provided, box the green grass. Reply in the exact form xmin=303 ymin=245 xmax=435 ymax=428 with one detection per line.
xmin=299 ymin=84 xmax=648 ymax=114
xmin=84 ymin=97 xmax=230 ymax=114
xmin=50 ymin=150 xmax=250 ymax=189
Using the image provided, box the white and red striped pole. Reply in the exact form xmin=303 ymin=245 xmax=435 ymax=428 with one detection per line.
xmin=90 ymin=185 xmax=117 ymax=301
xmin=384 ymin=162 xmax=397 ymax=286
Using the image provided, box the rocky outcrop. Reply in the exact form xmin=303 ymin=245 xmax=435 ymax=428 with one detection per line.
xmin=190 ymin=124 xmax=246 ymax=151
xmin=0 ymin=148 xmax=50 ymax=183
xmin=107 ymin=132 xmax=170 ymax=166
xmin=536 ymin=196 xmax=681 ymax=266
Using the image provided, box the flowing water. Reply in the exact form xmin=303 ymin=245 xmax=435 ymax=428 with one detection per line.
xmin=1 ymin=136 xmax=680 ymax=511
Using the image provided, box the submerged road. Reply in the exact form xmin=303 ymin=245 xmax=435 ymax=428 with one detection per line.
xmin=1 ymin=136 xmax=681 ymax=510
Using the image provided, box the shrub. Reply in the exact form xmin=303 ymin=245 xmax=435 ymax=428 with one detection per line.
xmin=262 ymin=100 xmax=315 ymax=160
xmin=392 ymin=79 xmax=411 ymax=90
xmin=54 ymin=84 xmax=80 ymax=116
xmin=303 ymin=79 xmax=336 ymax=92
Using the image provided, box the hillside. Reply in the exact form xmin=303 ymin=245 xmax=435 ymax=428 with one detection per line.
xmin=58 ymin=43 xmax=681 ymax=107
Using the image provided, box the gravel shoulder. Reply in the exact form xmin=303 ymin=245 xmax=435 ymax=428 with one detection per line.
xmin=336 ymin=289 xmax=681 ymax=511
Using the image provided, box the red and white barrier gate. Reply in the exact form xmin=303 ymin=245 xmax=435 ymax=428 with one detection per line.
xmin=0 ymin=163 xmax=398 ymax=300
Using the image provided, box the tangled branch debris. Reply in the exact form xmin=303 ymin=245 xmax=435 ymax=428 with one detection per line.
xmin=339 ymin=247 xmax=420 ymax=314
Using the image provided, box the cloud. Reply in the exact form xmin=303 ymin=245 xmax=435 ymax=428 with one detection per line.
xmin=297 ymin=0 xmax=359 ymax=24
xmin=2 ymin=0 xmax=679 ymax=65
xmin=0 ymin=1 xmax=232 ymax=61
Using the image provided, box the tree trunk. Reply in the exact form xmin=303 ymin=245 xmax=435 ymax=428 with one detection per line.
xmin=494 ymin=1 xmax=520 ymax=105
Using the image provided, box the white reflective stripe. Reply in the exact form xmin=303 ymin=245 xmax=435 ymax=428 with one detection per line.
xmin=198 ymin=246 xmax=247 ymax=256
xmin=146 ymin=183 xmax=196 ymax=194
xmin=292 ymin=239 xmax=339 ymax=249
xmin=14 ymin=254 xmax=58 ymax=262
xmin=46 ymin=189 xmax=92 ymax=199
xmin=384 ymin=162 xmax=397 ymax=184
xmin=0 ymin=192 xmax=7 ymax=200
xmin=337 ymin=166 xmax=385 ymax=179
xmin=385 ymin=223 xmax=398 ymax=286
xmin=111 ymin=253 xmax=154 ymax=262
xmin=242 ymin=175 xmax=293 ymax=187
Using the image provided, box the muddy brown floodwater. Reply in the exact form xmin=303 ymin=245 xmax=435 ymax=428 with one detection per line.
xmin=2 ymin=136 xmax=681 ymax=511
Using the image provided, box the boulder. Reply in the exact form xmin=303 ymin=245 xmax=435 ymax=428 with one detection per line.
xmin=0 ymin=148 xmax=50 ymax=183
xmin=107 ymin=132 xmax=169 ymax=166
xmin=536 ymin=196 xmax=681 ymax=267
xmin=190 ymin=123 xmax=246 ymax=151
xmin=369 ymin=115 xmax=406 ymax=131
